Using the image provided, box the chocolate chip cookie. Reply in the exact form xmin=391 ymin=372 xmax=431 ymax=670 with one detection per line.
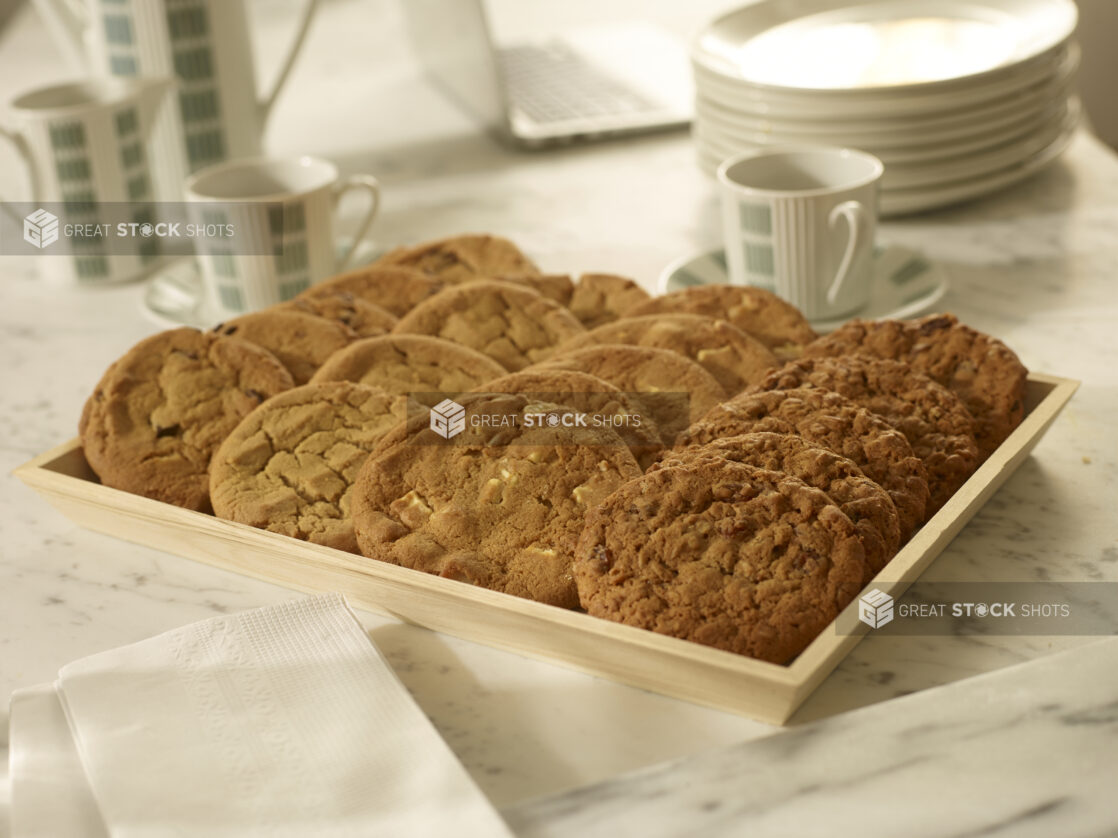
xmin=392 ymin=280 xmax=586 ymax=371
xmin=298 ymin=266 xmax=444 ymax=317
xmin=281 ymin=289 xmax=398 ymax=337
xmin=752 ymin=355 xmax=980 ymax=515
xmin=567 ymin=273 xmax=651 ymax=329
xmin=573 ymin=459 xmax=866 ymax=663
xmin=79 ymin=327 xmax=294 ymax=511
xmin=352 ymin=392 xmax=642 ymax=608
xmin=211 ymin=382 xmax=412 ymax=552
xmin=625 ymin=285 xmax=817 ymax=360
xmin=310 ymin=334 xmax=507 ymax=405
xmin=802 ymin=314 xmax=1028 ymax=458
xmin=556 ymin=313 xmax=779 ymax=394
xmin=499 ymin=273 xmax=575 ymax=306
xmin=658 ymin=432 xmax=900 ymax=581
xmin=476 ymin=368 xmax=664 ymax=468
xmin=374 ymin=233 xmax=540 ymax=281
xmin=676 ymin=387 xmax=929 ymax=539
xmin=533 ymin=344 xmax=727 ymax=444
xmin=213 ymin=308 xmax=356 ymax=385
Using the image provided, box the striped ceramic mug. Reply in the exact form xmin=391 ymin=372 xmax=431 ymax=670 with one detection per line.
xmin=718 ymin=146 xmax=883 ymax=320
xmin=0 ymin=77 xmax=172 ymax=283
xmin=185 ymin=156 xmax=380 ymax=318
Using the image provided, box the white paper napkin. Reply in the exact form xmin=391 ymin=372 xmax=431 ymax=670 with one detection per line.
xmin=9 ymin=684 xmax=107 ymax=838
xmin=11 ymin=593 xmax=511 ymax=838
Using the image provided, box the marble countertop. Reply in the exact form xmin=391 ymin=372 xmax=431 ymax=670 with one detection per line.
xmin=2 ymin=1 xmax=1116 ymax=835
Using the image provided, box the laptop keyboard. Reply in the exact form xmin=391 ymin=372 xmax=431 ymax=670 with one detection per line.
xmin=498 ymin=43 xmax=659 ymax=125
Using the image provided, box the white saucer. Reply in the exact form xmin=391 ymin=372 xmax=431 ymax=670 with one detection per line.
xmin=141 ymin=238 xmax=383 ymax=329
xmin=658 ymin=244 xmax=948 ymax=333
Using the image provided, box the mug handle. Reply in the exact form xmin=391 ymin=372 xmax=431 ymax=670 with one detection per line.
xmin=258 ymin=0 xmax=321 ymax=126
xmin=826 ymin=200 xmax=870 ymax=305
xmin=332 ymin=174 xmax=381 ymax=271
xmin=0 ymin=125 xmax=40 ymax=222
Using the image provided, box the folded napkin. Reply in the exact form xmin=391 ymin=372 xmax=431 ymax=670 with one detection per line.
xmin=9 ymin=593 xmax=511 ymax=838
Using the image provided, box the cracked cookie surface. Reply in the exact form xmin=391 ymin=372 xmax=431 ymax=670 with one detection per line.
xmin=393 ymin=280 xmax=586 ymax=371
xmin=657 ymin=432 xmax=900 ymax=582
xmin=573 ymin=459 xmax=865 ymax=663
xmin=751 ymin=355 xmax=980 ymax=515
xmin=210 ymin=382 xmax=410 ymax=553
xmin=352 ymin=392 xmax=642 ymax=608
xmin=214 ymin=308 xmax=356 ymax=385
xmin=309 ymin=334 xmax=506 ymax=406
xmin=79 ymin=327 xmax=294 ymax=511
xmin=567 ymin=273 xmax=651 ymax=329
xmin=802 ymin=313 xmax=1028 ymax=459
xmin=556 ymin=313 xmax=778 ymax=394
xmin=625 ymin=285 xmax=817 ymax=360
xmin=676 ymin=387 xmax=929 ymax=539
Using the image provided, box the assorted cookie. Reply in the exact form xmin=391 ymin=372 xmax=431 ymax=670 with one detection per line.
xmin=476 ymin=368 xmax=665 ymax=468
xmin=750 ymin=355 xmax=980 ymax=515
xmin=555 ymin=313 xmax=778 ymax=394
xmin=567 ymin=273 xmax=651 ymax=328
xmin=213 ymin=308 xmax=356 ymax=385
xmin=210 ymin=382 xmax=411 ymax=552
xmin=77 ymin=232 xmax=1031 ymax=664
xmin=802 ymin=313 xmax=1027 ymax=458
xmin=79 ymin=327 xmax=294 ymax=511
xmin=298 ymin=266 xmax=444 ymax=317
xmin=351 ymin=392 xmax=642 ymax=609
xmin=532 ymin=344 xmax=727 ymax=443
xmin=393 ymin=280 xmax=586 ymax=371
xmin=677 ymin=387 xmax=930 ymax=540
xmin=310 ymin=334 xmax=507 ymax=405
xmin=657 ymin=433 xmax=900 ymax=583
xmin=574 ymin=460 xmax=866 ymax=663
xmin=280 ymin=290 xmax=398 ymax=338
xmin=625 ymin=284 xmax=818 ymax=360
xmin=374 ymin=233 xmax=540 ymax=281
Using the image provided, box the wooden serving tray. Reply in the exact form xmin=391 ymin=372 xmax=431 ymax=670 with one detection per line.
xmin=15 ymin=373 xmax=1078 ymax=724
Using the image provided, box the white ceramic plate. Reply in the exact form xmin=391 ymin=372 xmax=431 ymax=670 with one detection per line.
xmin=693 ymin=0 xmax=1076 ymax=93
xmin=694 ymin=95 xmax=1071 ymax=164
xmin=658 ymin=245 xmax=949 ymax=332
xmin=141 ymin=238 xmax=383 ymax=329
xmin=693 ymin=59 xmax=1077 ymax=146
xmin=695 ymin=114 xmax=1078 ymax=215
xmin=692 ymin=41 xmax=1078 ymax=119
xmin=695 ymin=97 xmax=1078 ymax=187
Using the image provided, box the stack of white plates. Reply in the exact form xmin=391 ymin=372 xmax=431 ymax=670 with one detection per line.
xmin=692 ymin=0 xmax=1081 ymax=215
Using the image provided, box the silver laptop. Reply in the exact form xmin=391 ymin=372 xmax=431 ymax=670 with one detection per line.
xmin=402 ymin=0 xmax=692 ymax=147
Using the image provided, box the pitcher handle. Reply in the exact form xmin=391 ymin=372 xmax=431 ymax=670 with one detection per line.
xmin=0 ymin=125 xmax=39 ymax=222
xmin=826 ymin=200 xmax=870 ymax=305
xmin=332 ymin=175 xmax=381 ymax=271
xmin=258 ymin=0 xmax=321 ymax=125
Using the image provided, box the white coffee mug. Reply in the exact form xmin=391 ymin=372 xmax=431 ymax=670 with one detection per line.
xmin=718 ymin=145 xmax=883 ymax=320
xmin=184 ymin=156 xmax=380 ymax=318
xmin=33 ymin=0 xmax=320 ymax=202
xmin=0 ymin=77 xmax=172 ymax=283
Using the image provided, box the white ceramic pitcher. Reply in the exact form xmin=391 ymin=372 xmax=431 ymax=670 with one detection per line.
xmin=32 ymin=0 xmax=320 ymax=202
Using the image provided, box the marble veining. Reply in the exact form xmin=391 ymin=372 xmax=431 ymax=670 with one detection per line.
xmin=505 ymin=639 xmax=1118 ymax=838
xmin=1 ymin=0 xmax=1117 ymax=832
